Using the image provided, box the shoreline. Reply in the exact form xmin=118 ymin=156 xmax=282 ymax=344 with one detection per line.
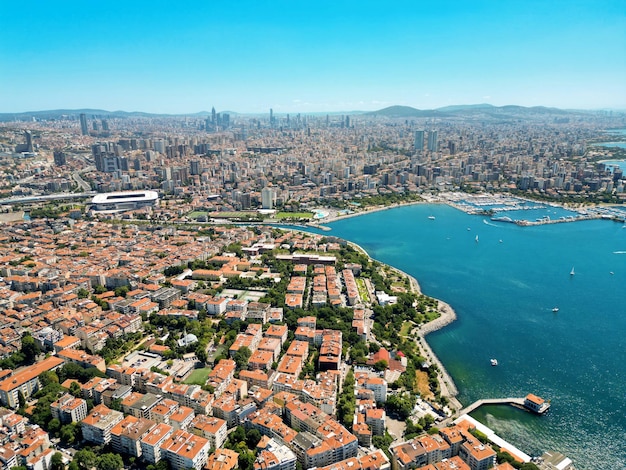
xmin=344 ymin=239 xmax=462 ymax=412
xmin=312 ymin=199 xmax=428 ymax=225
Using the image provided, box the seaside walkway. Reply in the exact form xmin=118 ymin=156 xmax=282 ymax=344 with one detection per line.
xmin=457 ymin=397 xmax=526 ymax=416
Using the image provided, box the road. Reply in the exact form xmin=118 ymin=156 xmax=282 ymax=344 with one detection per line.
xmin=72 ymin=166 xmax=94 ymax=191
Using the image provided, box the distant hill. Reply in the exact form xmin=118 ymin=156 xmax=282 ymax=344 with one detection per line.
xmin=364 ymin=103 xmax=589 ymax=120
xmin=435 ymin=103 xmax=494 ymax=113
xmin=0 ymin=108 xmax=217 ymax=122
xmin=0 ymin=104 xmax=601 ymax=122
xmin=364 ymin=105 xmax=446 ymax=118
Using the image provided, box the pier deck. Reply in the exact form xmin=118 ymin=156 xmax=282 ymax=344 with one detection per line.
xmin=456 ymin=397 xmax=526 ymax=416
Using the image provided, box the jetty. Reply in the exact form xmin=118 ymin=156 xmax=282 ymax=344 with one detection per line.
xmin=457 ymin=397 xmax=526 ymax=416
xmin=447 ymin=393 xmax=550 ymax=421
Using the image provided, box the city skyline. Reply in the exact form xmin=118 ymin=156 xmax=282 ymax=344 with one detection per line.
xmin=2 ymin=0 xmax=625 ymax=114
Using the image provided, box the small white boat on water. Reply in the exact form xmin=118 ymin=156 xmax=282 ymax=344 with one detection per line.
xmin=490 ymin=359 xmax=498 ymax=366
xmin=475 ymin=235 xmax=479 ymax=243
xmin=552 ymin=307 xmax=559 ymax=313
xmin=428 ymin=216 xmax=435 ymax=220
xmin=570 ymin=267 xmax=575 ymax=276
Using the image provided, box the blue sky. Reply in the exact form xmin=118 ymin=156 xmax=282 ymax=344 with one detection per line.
xmin=2 ymin=0 xmax=625 ymax=113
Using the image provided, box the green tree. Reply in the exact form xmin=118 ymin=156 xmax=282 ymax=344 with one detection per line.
xmin=373 ymin=360 xmax=388 ymax=372
xmin=60 ymin=423 xmax=81 ymax=445
xmin=39 ymin=370 xmax=60 ymax=387
xmin=93 ymin=285 xmax=107 ymax=294
xmin=74 ymin=449 xmax=98 ymax=470
xmin=97 ymin=453 xmax=123 ymax=470
xmin=69 ymin=381 xmax=82 ymax=397
xmin=238 ymin=450 xmax=255 ymax=470
xmin=17 ymin=390 xmax=26 ymax=408
xmin=48 ymin=418 xmax=61 ymax=436
xmin=233 ymin=346 xmax=251 ymax=369
xmin=77 ymin=288 xmax=90 ymax=299
xmin=20 ymin=333 xmax=41 ymax=365
xmin=51 ymin=452 xmax=65 ymax=470
xmin=245 ymin=428 xmax=262 ymax=448
xmin=114 ymin=286 xmax=129 ymax=297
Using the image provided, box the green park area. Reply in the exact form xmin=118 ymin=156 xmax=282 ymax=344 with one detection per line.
xmin=356 ymin=278 xmax=370 ymax=302
xmin=183 ymin=367 xmax=212 ymax=385
xmin=188 ymin=211 xmax=260 ymax=220
xmin=188 ymin=211 xmax=208 ymax=219
xmin=275 ymin=211 xmax=314 ymax=220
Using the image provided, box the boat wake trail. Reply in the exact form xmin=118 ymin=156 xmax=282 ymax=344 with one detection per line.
xmin=613 ymin=251 xmax=626 ymax=254
xmin=482 ymin=219 xmax=499 ymax=227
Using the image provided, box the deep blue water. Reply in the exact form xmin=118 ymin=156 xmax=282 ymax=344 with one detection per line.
xmin=317 ymin=204 xmax=626 ymax=469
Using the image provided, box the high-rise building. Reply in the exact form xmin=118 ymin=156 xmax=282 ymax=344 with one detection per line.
xmin=261 ymin=186 xmax=275 ymax=210
xmin=190 ymin=160 xmax=201 ymax=175
xmin=101 ymin=119 xmax=110 ymax=131
xmin=414 ymin=130 xmax=425 ymax=153
xmin=24 ymin=130 xmax=33 ymax=152
xmin=211 ymin=107 xmax=216 ymax=126
xmin=428 ymin=130 xmax=438 ymax=152
xmin=270 ymin=108 xmax=274 ymax=128
xmin=53 ymin=150 xmax=66 ymax=166
xmin=79 ymin=114 xmax=89 ymax=136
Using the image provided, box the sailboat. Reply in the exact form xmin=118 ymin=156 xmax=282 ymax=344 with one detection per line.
xmin=570 ymin=267 xmax=575 ymax=276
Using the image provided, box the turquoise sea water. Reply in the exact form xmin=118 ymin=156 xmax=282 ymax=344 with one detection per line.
xmin=316 ymin=204 xmax=626 ymax=469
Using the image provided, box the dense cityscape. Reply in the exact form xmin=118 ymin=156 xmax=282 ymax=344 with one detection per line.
xmin=0 ymin=106 xmax=624 ymax=470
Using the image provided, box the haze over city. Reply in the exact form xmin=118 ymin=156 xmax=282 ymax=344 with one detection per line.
xmin=3 ymin=0 xmax=625 ymax=114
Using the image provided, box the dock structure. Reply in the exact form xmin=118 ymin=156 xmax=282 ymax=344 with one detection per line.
xmin=457 ymin=397 xmax=526 ymax=416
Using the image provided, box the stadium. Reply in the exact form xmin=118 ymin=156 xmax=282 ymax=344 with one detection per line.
xmin=90 ymin=190 xmax=159 ymax=213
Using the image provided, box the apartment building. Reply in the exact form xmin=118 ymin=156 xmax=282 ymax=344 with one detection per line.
xmin=50 ymin=393 xmax=88 ymax=424
xmin=159 ymin=429 xmax=210 ymax=470
xmin=81 ymin=404 xmax=124 ymax=445
xmin=0 ymin=356 xmax=64 ymax=408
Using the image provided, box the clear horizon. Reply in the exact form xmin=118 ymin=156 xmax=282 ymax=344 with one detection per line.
xmin=3 ymin=103 xmax=626 ymax=117
xmin=2 ymin=0 xmax=625 ymax=114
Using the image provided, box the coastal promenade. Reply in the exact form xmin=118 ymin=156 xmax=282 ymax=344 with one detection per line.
xmin=342 ymin=238 xmax=463 ymax=413
xmin=455 ymin=397 xmax=525 ymax=417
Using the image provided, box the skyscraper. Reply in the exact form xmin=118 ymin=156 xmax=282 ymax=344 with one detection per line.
xmin=269 ymin=108 xmax=274 ymax=128
xmin=24 ymin=130 xmax=33 ymax=152
xmin=414 ymin=130 xmax=424 ymax=153
xmin=261 ymin=186 xmax=275 ymax=210
xmin=79 ymin=113 xmax=89 ymax=136
xmin=428 ymin=130 xmax=438 ymax=152
xmin=53 ymin=150 xmax=66 ymax=166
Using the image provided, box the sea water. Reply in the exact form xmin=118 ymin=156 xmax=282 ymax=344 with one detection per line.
xmin=318 ymin=204 xmax=626 ymax=469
